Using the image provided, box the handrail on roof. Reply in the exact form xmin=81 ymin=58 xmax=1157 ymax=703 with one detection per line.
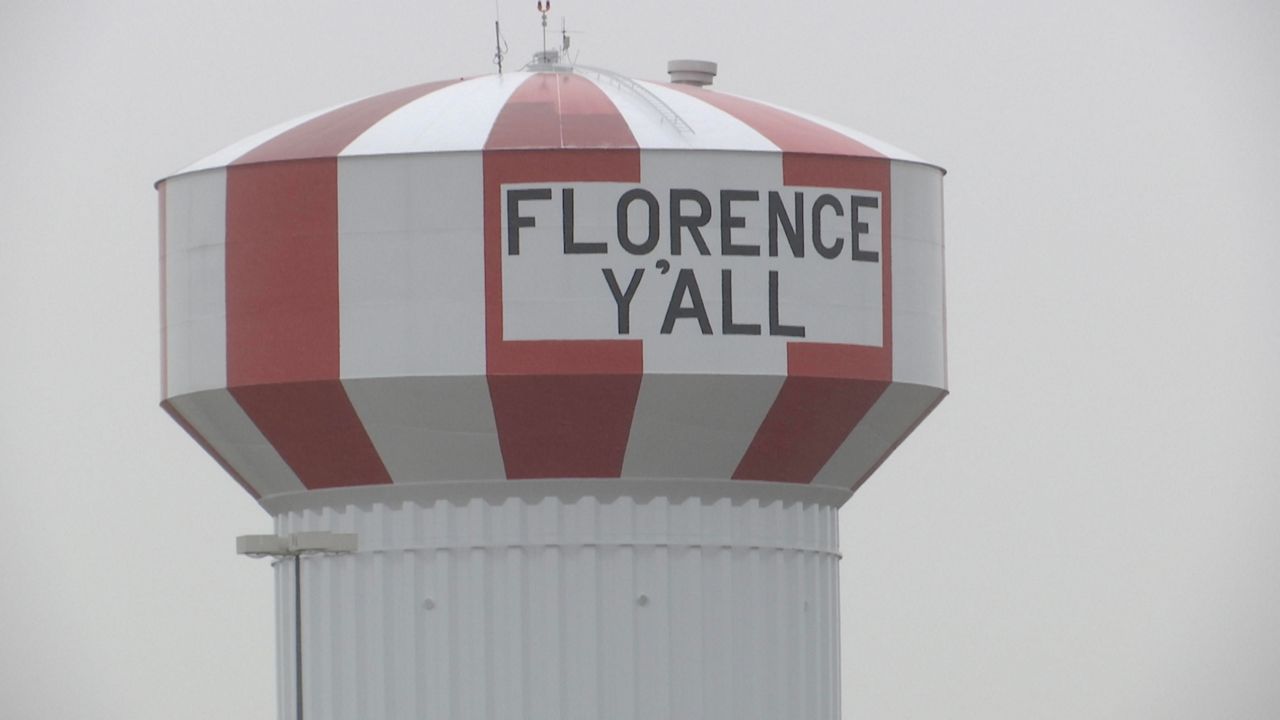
xmin=571 ymin=64 xmax=695 ymax=135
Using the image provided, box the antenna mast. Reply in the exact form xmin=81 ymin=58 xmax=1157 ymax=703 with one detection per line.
xmin=493 ymin=0 xmax=507 ymax=74
xmin=537 ymin=1 xmax=551 ymax=57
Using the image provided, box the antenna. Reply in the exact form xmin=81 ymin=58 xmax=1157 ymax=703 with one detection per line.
xmin=493 ymin=0 xmax=508 ymax=74
xmin=557 ymin=17 xmax=584 ymax=65
xmin=494 ymin=21 xmax=507 ymax=74
xmin=537 ymin=1 xmax=550 ymax=57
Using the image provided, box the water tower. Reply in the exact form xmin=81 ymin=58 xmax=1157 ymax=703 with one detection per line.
xmin=158 ymin=52 xmax=946 ymax=720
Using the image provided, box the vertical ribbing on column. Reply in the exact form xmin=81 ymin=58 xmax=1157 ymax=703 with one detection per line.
xmin=274 ymin=488 xmax=842 ymax=720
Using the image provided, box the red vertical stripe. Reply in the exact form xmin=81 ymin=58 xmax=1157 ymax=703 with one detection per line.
xmin=217 ymin=80 xmax=466 ymax=491
xmin=225 ymin=158 xmax=389 ymax=488
xmin=229 ymin=381 xmax=389 ymax=489
xmin=675 ymin=85 xmax=897 ymax=483
xmin=224 ymin=163 xmax=388 ymax=489
xmin=733 ymin=379 xmax=888 ymax=484
xmin=226 ymin=160 xmax=340 ymax=385
xmin=484 ymin=74 xmax=643 ymax=478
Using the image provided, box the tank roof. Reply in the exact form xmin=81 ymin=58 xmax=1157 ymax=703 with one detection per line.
xmin=167 ymin=68 xmax=933 ymax=180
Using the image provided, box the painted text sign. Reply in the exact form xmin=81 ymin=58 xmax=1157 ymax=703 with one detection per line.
xmin=501 ymin=182 xmax=884 ymax=346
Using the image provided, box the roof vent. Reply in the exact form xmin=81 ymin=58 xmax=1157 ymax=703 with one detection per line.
xmin=667 ymin=59 xmax=717 ymax=87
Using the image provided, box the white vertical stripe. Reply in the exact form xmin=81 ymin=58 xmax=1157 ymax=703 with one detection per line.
xmin=342 ymin=377 xmax=505 ymax=484
xmin=167 ymin=389 xmax=305 ymax=497
xmin=622 ymin=375 xmax=782 ymax=480
xmin=163 ymin=169 xmax=226 ymax=397
xmin=783 ymin=160 xmax=948 ymax=489
xmin=810 ymin=382 xmax=945 ymax=488
xmin=337 ymin=149 xmax=505 ymax=479
xmin=890 ymin=161 xmax=947 ymax=388
xmin=338 ymin=153 xmax=487 ymax=378
xmin=340 ymin=74 xmax=533 ymax=156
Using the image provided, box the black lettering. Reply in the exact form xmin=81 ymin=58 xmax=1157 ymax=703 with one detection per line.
xmin=849 ymin=196 xmax=880 ymax=262
xmin=721 ymin=269 xmax=761 ymax=335
xmin=768 ymin=270 xmax=805 ymax=337
xmin=603 ymin=268 xmax=644 ymax=334
xmin=811 ymin=193 xmax=844 ymax=260
xmin=617 ymin=189 xmax=660 ymax=255
xmin=660 ymin=269 xmax=712 ymax=335
xmin=768 ymin=191 xmax=805 ymax=258
xmin=720 ymin=189 xmax=760 ymax=256
xmin=562 ymin=188 xmax=605 ymax=254
xmin=669 ymin=189 xmax=712 ymax=256
xmin=506 ymin=187 xmax=552 ymax=255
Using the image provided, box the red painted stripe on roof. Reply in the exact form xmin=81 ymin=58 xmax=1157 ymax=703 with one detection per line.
xmin=233 ymin=79 xmax=461 ymax=165
xmin=229 ymin=381 xmax=391 ymax=490
xmin=225 ymin=159 xmax=390 ymax=489
xmin=485 ymin=73 xmax=638 ymax=149
xmin=158 ymin=182 xmax=168 ymax=399
xmin=161 ymin=399 xmax=260 ymax=499
xmin=485 ymin=74 xmax=560 ymax=148
xmin=483 ymin=76 xmax=642 ymax=478
xmin=557 ymin=73 xmax=639 ymax=147
xmin=733 ymin=378 xmax=889 ymax=484
xmin=663 ymin=84 xmax=883 ymax=157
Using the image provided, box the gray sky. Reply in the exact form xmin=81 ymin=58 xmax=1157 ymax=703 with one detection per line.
xmin=2 ymin=1 xmax=1278 ymax=718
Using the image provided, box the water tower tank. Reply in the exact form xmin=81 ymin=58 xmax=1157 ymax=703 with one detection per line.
xmin=159 ymin=61 xmax=946 ymax=720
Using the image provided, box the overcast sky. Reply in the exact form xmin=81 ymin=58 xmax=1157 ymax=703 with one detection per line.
xmin=2 ymin=1 xmax=1278 ymax=718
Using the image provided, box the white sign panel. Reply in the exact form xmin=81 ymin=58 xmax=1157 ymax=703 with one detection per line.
xmin=501 ymin=182 xmax=883 ymax=347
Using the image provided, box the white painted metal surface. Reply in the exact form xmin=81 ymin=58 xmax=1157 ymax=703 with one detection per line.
xmin=274 ymin=483 xmax=842 ymax=720
xmin=160 ymin=143 xmax=945 ymax=495
xmin=162 ymin=168 xmax=226 ymax=397
xmin=159 ymin=61 xmax=948 ymax=720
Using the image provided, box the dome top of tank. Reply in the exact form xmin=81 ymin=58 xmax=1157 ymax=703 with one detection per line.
xmin=166 ymin=65 xmax=940 ymax=181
